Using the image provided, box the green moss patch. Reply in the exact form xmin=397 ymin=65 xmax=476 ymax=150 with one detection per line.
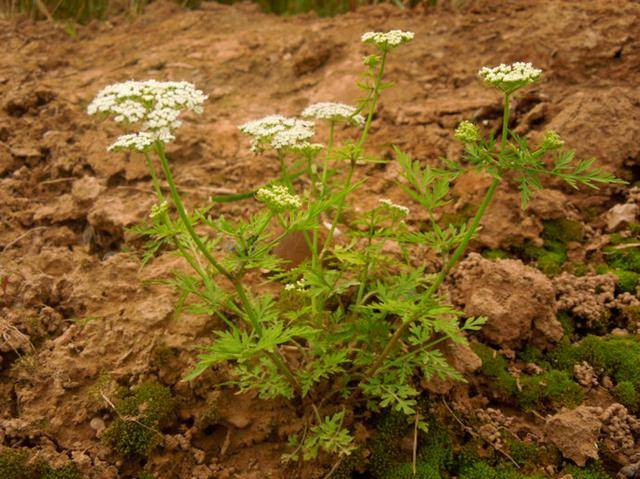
xmin=104 ymin=381 xmax=175 ymax=457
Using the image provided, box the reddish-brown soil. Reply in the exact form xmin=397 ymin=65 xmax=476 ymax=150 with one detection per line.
xmin=1 ymin=0 xmax=639 ymax=477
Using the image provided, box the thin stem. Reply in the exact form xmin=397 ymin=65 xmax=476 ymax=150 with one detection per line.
xmin=321 ymin=159 xmax=355 ymax=255
xmin=144 ymin=153 xmax=212 ymax=287
xmin=355 ymin=211 xmax=376 ymax=304
xmin=154 ymin=142 xmax=301 ymax=394
xmin=320 ymin=51 xmax=388 ymax=257
xmin=362 ymin=93 xmax=511 ymax=380
xmin=364 ymin=176 xmax=501 ymax=380
xmin=154 ymin=143 xmax=232 ymax=281
xmin=501 ymin=93 xmax=510 ymax=149
xmin=359 ymin=50 xmax=388 ymax=148
xmin=319 ymin=121 xmax=335 ymax=195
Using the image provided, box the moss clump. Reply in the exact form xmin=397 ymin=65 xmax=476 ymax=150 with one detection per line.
xmin=517 ymin=219 xmax=585 ymax=277
xmin=517 ymin=370 xmax=583 ymax=410
xmin=369 ymin=412 xmax=453 ymax=479
xmin=556 ymin=311 xmax=575 ymax=337
xmin=551 ymin=335 xmax=640 ymax=388
xmin=542 ymin=219 xmax=584 ymax=244
xmin=0 ymin=449 xmax=30 ymax=479
xmin=474 ymin=344 xmax=582 ymax=410
xmin=612 ymin=269 xmax=640 ymax=294
xmin=104 ymin=381 xmax=175 ymax=457
xmin=472 ymin=343 xmax=518 ymax=397
xmin=522 ymin=241 xmax=567 ymax=276
xmin=602 ymin=236 xmax=640 ymax=293
xmin=563 ymin=463 xmax=612 ymax=479
xmin=39 ymin=463 xmax=82 ymax=479
xmin=458 ymin=460 xmax=545 ymax=479
xmin=482 ymin=249 xmax=510 ymax=260
xmin=0 ymin=450 xmax=81 ymax=479
xmin=506 ymin=440 xmax=541 ymax=468
xmin=613 ymin=381 xmax=638 ymax=412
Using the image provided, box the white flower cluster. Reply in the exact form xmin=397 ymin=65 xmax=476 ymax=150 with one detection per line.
xmin=361 ymin=30 xmax=415 ymax=49
xmin=256 ymin=184 xmax=302 ymax=212
xmin=239 ymin=115 xmax=315 ymax=152
xmin=478 ymin=62 xmax=542 ymax=93
xmin=284 ymin=279 xmax=306 ymax=292
xmin=107 ymin=132 xmax=156 ymax=152
xmin=379 ymin=198 xmax=410 ymax=216
xmin=302 ymin=102 xmax=365 ymax=126
xmin=88 ymin=80 xmax=207 ymax=150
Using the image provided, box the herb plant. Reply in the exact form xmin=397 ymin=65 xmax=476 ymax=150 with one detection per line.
xmin=88 ymin=31 xmax=622 ymax=462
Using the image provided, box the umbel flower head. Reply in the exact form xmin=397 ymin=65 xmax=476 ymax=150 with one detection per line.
xmin=239 ymin=115 xmax=315 ymax=153
xmin=361 ymin=30 xmax=415 ymax=50
xmin=478 ymin=62 xmax=542 ymax=94
xmin=88 ymin=80 xmax=207 ymax=151
xmin=379 ymin=198 xmax=410 ymax=217
xmin=256 ymin=184 xmax=302 ymax=212
xmin=302 ymin=102 xmax=365 ymax=126
xmin=454 ymin=121 xmax=480 ymax=144
xmin=542 ymin=130 xmax=564 ymax=150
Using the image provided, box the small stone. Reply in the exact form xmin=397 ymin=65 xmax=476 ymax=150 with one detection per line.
xmin=605 ymin=203 xmax=638 ymax=232
xmin=545 ymin=406 xmax=602 ymax=466
xmin=90 ymin=417 xmax=106 ymax=436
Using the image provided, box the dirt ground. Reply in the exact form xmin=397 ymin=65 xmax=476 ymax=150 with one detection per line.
xmin=1 ymin=0 xmax=640 ymax=477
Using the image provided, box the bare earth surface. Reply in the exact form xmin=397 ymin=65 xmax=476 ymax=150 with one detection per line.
xmin=1 ymin=0 xmax=639 ymax=477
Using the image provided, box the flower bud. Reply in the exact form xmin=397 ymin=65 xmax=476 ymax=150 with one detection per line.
xmin=454 ymin=121 xmax=480 ymax=144
xmin=542 ymin=130 xmax=564 ymax=150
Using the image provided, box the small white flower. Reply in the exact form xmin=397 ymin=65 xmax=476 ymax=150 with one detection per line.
xmin=256 ymin=184 xmax=302 ymax=212
xmin=361 ymin=30 xmax=414 ymax=49
xmin=108 ymin=132 xmax=156 ymax=152
xmin=284 ymin=279 xmax=306 ymax=292
xmin=88 ymin=80 xmax=207 ymax=151
xmin=379 ymin=198 xmax=410 ymax=216
xmin=239 ymin=115 xmax=315 ymax=152
xmin=478 ymin=62 xmax=542 ymax=93
xmin=302 ymin=102 xmax=365 ymax=126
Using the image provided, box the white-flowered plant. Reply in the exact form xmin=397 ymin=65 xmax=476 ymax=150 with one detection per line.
xmin=87 ymin=80 xmax=207 ymax=148
xmin=302 ymin=102 xmax=365 ymax=126
xmin=361 ymin=29 xmax=415 ymax=50
xmin=378 ymin=198 xmax=410 ymax=217
xmin=478 ymin=61 xmax=542 ymax=94
xmin=91 ymin=30 xmax=622 ymax=465
xmin=239 ymin=115 xmax=315 ymax=152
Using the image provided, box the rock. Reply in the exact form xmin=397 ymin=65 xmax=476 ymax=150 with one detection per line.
xmin=619 ymin=462 xmax=640 ymax=479
xmin=33 ymin=194 xmax=84 ymax=222
xmin=450 ymin=253 xmax=563 ymax=348
xmin=0 ymin=142 xmax=15 ymax=175
xmin=87 ymin=195 xmax=153 ymax=237
xmin=90 ymin=417 xmax=106 ymax=436
xmin=71 ymin=176 xmax=105 ymax=205
xmin=545 ymin=406 xmax=602 ymax=466
xmin=605 ymin=203 xmax=639 ymax=232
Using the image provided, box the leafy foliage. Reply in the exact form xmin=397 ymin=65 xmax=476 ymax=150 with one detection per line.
xmin=99 ymin=34 xmax=625 ymax=464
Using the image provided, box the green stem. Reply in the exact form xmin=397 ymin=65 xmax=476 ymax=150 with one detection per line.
xmin=501 ymin=93 xmax=510 ymax=149
xmin=364 ymin=176 xmax=500 ymax=380
xmin=319 ymin=121 xmax=335 ymax=195
xmin=154 ymin=142 xmax=301 ymax=393
xmin=320 ymin=51 xmax=388 ymax=257
xmin=144 ymin=153 xmax=211 ymax=288
xmin=355 ymin=212 xmax=376 ymax=304
xmin=359 ymin=51 xmax=388 ymax=148
xmin=362 ymin=92 xmax=512 ymax=381
xmin=321 ymin=159 xmax=355 ymax=255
